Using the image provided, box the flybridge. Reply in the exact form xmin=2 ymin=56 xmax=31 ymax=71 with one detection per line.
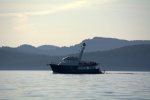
xmin=58 ymin=43 xmax=87 ymax=66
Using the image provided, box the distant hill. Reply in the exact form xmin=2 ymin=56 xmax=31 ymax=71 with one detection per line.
xmin=81 ymin=37 xmax=150 ymax=51
xmin=0 ymin=48 xmax=62 ymax=70
xmin=0 ymin=44 xmax=150 ymax=71
xmin=1 ymin=37 xmax=150 ymax=56
xmin=37 ymin=45 xmax=60 ymax=50
xmin=81 ymin=44 xmax=150 ymax=71
xmin=17 ymin=44 xmax=39 ymax=53
xmin=45 ymin=37 xmax=150 ymax=55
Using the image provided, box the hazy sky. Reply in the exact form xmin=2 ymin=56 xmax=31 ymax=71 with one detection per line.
xmin=0 ymin=0 xmax=150 ymax=47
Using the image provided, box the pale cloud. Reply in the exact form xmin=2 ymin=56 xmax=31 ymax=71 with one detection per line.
xmin=0 ymin=0 xmax=114 ymax=17
xmin=0 ymin=0 xmax=114 ymax=31
xmin=13 ymin=14 xmax=31 ymax=31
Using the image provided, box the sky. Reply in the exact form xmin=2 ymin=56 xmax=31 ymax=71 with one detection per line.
xmin=0 ymin=0 xmax=150 ymax=47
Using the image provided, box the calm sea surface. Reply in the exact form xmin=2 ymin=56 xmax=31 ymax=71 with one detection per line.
xmin=0 ymin=71 xmax=150 ymax=100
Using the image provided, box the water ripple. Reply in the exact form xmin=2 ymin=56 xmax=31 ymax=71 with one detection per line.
xmin=0 ymin=71 xmax=150 ymax=100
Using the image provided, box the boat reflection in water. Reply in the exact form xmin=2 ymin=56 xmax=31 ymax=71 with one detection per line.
xmin=48 ymin=43 xmax=104 ymax=74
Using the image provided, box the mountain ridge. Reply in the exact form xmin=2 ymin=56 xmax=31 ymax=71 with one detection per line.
xmin=37 ymin=45 xmax=60 ymax=50
xmin=1 ymin=37 xmax=150 ymax=56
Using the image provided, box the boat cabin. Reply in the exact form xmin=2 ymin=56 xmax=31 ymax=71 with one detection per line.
xmin=58 ymin=56 xmax=79 ymax=66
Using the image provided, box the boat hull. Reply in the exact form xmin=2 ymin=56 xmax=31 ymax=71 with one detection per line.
xmin=50 ymin=64 xmax=103 ymax=74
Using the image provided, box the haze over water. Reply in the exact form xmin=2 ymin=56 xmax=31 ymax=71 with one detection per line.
xmin=0 ymin=71 xmax=150 ymax=100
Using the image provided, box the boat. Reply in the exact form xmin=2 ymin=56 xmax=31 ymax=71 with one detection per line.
xmin=48 ymin=43 xmax=104 ymax=74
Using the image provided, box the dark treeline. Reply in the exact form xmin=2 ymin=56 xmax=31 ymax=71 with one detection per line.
xmin=81 ymin=44 xmax=150 ymax=71
xmin=0 ymin=44 xmax=150 ymax=71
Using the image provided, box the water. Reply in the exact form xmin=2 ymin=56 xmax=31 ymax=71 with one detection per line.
xmin=0 ymin=71 xmax=150 ymax=100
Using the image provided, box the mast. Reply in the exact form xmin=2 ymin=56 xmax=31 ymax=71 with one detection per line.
xmin=78 ymin=43 xmax=86 ymax=62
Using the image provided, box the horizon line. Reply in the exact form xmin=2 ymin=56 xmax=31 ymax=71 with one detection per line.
xmin=1 ymin=36 xmax=150 ymax=48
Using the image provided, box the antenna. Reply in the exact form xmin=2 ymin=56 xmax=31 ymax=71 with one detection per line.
xmin=78 ymin=43 xmax=86 ymax=62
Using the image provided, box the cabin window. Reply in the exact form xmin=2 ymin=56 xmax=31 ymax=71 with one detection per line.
xmin=78 ymin=66 xmax=96 ymax=70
